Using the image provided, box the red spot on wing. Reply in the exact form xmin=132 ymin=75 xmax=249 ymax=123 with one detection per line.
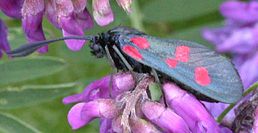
xmin=175 ymin=46 xmax=190 ymax=62
xmin=130 ymin=36 xmax=150 ymax=49
xmin=195 ymin=67 xmax=211 ymax=86
xmin=165 ymin=58 xmax=178 ymax=68
xmin=122 ymin=45 xmax=143 ymax=60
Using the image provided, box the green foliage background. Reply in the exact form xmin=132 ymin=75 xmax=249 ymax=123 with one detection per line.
xmin=0 ymin=0 xmax=225 ymax=132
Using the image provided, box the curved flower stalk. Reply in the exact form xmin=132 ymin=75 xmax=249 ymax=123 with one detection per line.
xmin=0 ymin=0 xmax=133 ymax=52
xmin=202 ymin=0 xmax=258 ymax=130
xmin=0 ymin=19 xmax=10 ymax=58
xmin=63 ymin=72 xmax=223 ymax=132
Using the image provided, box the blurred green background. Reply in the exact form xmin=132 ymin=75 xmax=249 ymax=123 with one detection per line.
xmin=0 ymin=0 xmax=225 ymax=132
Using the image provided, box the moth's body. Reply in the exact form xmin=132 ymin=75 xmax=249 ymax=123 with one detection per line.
xmin=89 ymin=27 xmax=243 ymax=103
xmin=9 ymin=26 xmax=244 ymax=103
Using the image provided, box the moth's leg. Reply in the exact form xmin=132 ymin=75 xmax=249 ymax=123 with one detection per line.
xmin=112 ymin=45 xmax=139 ymax=88
xmin=105 ymin=45 xmax=117 ymax=98
xmin=105 ymin=45 xmax=116 ymax=68
xmin=151 ymin=68 xmax=160 ymax=83
xmin=112 ymin=45 xmax=133 ymax=71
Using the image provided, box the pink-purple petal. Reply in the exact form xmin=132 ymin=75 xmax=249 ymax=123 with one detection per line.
xmin=22 ymin=13 xmax=48 ymax=53
xmin=68 ymin=99 xmax=118 ymax=130
xmin=203 ymin=102 xmax=234 ymax=127
xmin=81 ymin=99 xmax=118 ymax=121
xmin=100 ymin=118 xmax=113 ymax=133
xmin=63 ymin=93 xmax=84 ymax=105
xmin=163 ymin=83 xmax=220 ymax=133
xmin=141 ymin=100 xmax=190 ymax=133
xmin=237 ymin=53 xmax=258 ymax=88
xmin=45 ymin=0 xmax=60 ymax=29
xmin=62 ymin=72 xmax=134 ymax=104
xmin=92 ymin=0 xmax=114 ymax=26
xmin=217 ymin=26 xmax=258 ymax=54
xmin=0 ymin=0 xmax=24 ymax=19
xmin=60 ymin=10 xmax=93 ymax=51
xmin=67 ymin=102 xmax=88 ymax=129
xmin=62 ymin=30 xmax=85 ymax=51
xmin=220 ymin=1 xmax=258 ymax=23
xmin=72 ymin=0 xmax=87 ymax=13
xmin=21 ymin=0 xmax=47 ymax=53
xmin=130 ymin=118 xmax=161 ymax=133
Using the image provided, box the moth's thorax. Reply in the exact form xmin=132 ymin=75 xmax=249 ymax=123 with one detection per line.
xmin=89 ymin=26 xmax=143 ymax=58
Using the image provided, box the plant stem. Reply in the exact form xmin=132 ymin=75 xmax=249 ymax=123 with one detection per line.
xmin=217 ymin=82 xmax=258 ymax=123
xmin=129 ymin=1 xmax=145 ymax=32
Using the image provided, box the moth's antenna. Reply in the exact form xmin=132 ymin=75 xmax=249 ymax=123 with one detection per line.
xmin=7 ymin=36 xmax=95 ymax=57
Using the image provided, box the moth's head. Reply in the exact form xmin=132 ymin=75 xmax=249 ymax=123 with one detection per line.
xmin=89 ymin=35 xmax=105 ymax=58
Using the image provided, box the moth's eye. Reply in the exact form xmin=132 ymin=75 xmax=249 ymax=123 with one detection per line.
xmin=93 ymin=44 xmax=101 ymax=51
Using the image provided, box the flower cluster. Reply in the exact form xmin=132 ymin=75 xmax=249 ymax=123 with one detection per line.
xmin=63 ymin=72 xmax=224 ymax=132
xmin=202 ymin=0 xmax=258 ymax=131
xmin=203 ymin=0 xmax=258 ymax=89
xmin=0 ymin=0 xmax=133 ymax=52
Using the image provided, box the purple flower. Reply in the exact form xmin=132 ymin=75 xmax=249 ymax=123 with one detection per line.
xmin=0 ymin=0 xmax=23 ymax=19
xmin=163 ymin=83 xmax=220 ymax=133
xmin=0 ymin=0 xmax=133 ymax=51
xmin=202 ymin=0 xmax=258 ymax=131
xmin=0 ymin=19 xmax=10 ymax=58
xmin=21 ymin=0 xmax=47 ymax=53
xmin=220 ymin=1 xmax=258 ymax=23
xmin=202 ymin=0 xmax=258 ymax=88
xmin=141 ymin=100 xmax=190 ymax=133
xmin=63 ymin=72 xmax=225 ymax=132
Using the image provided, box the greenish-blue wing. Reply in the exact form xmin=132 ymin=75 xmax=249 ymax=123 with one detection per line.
xmin=120 ymin=34 xmax=243 ymax=103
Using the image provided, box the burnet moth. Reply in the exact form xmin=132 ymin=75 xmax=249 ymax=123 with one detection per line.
xmin=8 ymin=26 xmax=243 ymax=103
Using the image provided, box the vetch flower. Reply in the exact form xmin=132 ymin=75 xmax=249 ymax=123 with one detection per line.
xmin=63 ymin=72 xmax=135 ymax=104
xmin=92 ymin=0 xmax=114 ymax=26
xmin=163 ymin=83 xmax=220 ymax=133
xmin=63 ymin=72 xmax=225 ymax=132
xmin=0 ymin=19 xmax=10 ymax=58
xmin=202 ymin=0 xmax=258 ymax=88
xmin=0 ymin=0 xmax=133 ymax=52
xmin=202 ymin=0 xmax=258 ymax=131
xmin=0 ymin=0 xmax=23 ymax=19
xmin=22 ymin=0 xmax=47 ymax=53
xmin=141 ymin=100 xmax=190 ymax=133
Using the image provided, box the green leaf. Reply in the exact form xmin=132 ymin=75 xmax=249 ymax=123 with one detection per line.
xmin=0 ymin=112 xmax=41 ymax=133
xmin=7 ymin=27 xmax=26 ymax=49
xmin=0 ymin=57 xmax=66 ymax=86
xmin=143 ymin=0 xmax=224 ymax=22
xmin=149 ymin=83 xmax=162 ymax=101
xmin=0 ymin=83 xmax=79 ymax=109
